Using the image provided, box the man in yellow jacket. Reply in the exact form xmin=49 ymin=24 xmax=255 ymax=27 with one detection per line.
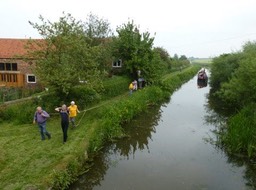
xmin=68 ymin=101 xmax=80 ymax=128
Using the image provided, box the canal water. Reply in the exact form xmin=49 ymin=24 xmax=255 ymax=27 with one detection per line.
xmin=70 ymin=73 xmax=254 ymax=190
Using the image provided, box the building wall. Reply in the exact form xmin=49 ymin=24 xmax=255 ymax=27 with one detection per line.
xmin=0 ymin=58 xmax=36 ymax=88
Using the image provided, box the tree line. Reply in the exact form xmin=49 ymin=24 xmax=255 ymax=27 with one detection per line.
xmin=25 ymin=12 xmax=190 ymax=98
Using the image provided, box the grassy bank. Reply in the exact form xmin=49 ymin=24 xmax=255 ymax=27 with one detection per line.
xmin=0 ymin=65 xmax=200 ymax=189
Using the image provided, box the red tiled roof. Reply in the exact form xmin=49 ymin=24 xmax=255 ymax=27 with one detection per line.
xmin=0 ymin=38 xmax=42 ymax=59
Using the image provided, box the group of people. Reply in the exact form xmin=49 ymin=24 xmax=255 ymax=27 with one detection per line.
xmin=129 ymin=78 xmax=146 ymax=95
xmin=33 ymin=101 xmax=80 ymax=144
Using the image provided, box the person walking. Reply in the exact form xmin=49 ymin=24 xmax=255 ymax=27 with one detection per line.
xmin=55 ymin=104 xmax=70 ymax=144
xmin=68 ymin=101 xmax=80 ymax=128
xmin=33 ymin=106 xmax=51 ymax=140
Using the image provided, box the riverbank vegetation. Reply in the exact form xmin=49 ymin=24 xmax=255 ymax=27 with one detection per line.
xmin=0 ymin=12 xmax=198 ymax=189
xmin=209 ymin=41 xmax=256 ymax=158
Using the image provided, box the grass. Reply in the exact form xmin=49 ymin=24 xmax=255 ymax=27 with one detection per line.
xmin=0 ymin=88 xmax=135 ymax=189
xmin=221 ymin=104 xmax=256 ymax=158
xmin=0 ymin=66 xmax=199 ymax=189
xmin=0 ymin=97 xmax=114 ymax=189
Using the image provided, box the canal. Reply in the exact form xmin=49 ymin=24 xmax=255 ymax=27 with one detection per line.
xmin=70 ymin=72 xmax=254 ymax=190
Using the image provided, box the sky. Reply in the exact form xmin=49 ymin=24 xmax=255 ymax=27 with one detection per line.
xmin=1 ymin=0 xmax=256 ymax=58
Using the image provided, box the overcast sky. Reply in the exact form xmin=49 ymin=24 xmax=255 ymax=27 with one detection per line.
xmin=1 ymin=0 xmax=256 ymax=58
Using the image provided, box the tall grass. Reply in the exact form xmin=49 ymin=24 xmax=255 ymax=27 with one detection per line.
xmin=221 ymin=104 xmax=256 ymax=157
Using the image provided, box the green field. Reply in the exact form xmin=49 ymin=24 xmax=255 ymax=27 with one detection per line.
xmin=190 ymin=58 xmax=213 ymax=65
xmin=191 ymin=58 xmax=212 ymax=64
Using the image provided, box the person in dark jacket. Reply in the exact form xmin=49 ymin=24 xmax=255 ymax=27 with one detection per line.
xmin=55 ymin=104 xmax=70 ymax=144
xmin=33 ymin=106 xmax=51 ymax=140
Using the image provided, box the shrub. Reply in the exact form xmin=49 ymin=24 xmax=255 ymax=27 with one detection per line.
xmin=221 ymin=103 xmax=256 ymax=158
xmin=101 ymin=75 xmax=130 ymax=100
xmin=67 ymin=86 xmax=101 ymax=109
xmin=0 ymin=100 xmax=35 ymax=124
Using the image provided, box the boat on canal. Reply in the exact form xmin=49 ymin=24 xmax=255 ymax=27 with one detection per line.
xmin=197 ymin=68 xmax=208 ymax=88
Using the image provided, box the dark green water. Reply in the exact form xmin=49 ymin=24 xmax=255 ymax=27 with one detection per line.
xmin=70 ymin=74 xmax=256 ymax=190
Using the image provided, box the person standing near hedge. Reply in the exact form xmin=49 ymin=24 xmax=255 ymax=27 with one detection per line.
xmin=129 ymin=82 xmax=134 ymax=95
xmin=68 ymin=101 xmax=80 ymax=128
xmin=33 ymin=106 xmax=51 ymax=141
xmin=55 ymin=104 xmax=70 ymax=144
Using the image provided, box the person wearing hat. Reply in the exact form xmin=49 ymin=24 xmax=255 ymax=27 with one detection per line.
xmin=68 ymin=101 xmax=80 ymax=128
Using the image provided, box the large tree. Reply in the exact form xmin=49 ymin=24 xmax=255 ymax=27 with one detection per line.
xmin=83 ymin=13 xmax=114 ymax=74
xmin=111 ymin=20 xmax=155 ymax=81
xmin=27 ymin=13 xmax=102 ymax=95
xmin=84 ymin=13 xmax=113 ymax=44
xmin=153 ymin=47 xmax=172 ymax=70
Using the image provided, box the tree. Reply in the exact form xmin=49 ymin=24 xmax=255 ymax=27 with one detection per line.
xmin=153 ymin=47 xmax=170 ymax=62
xmin=153 ymin=47 xmax=172 ymax=70
xmin=216 ymin=42 xmax=256 ymax=109
xmin=170 ymin=54 xmax=190 ymax=69
xmin=210 ymin=53 xmax=242 ymax=92
xmin=173 ymin=53 xmax=179 ymax=60
xmin=84 ymin=12 xmax=113 ymax=45
xmin=83 ymin=13 xmax=114 ymax=75
xmin=28 ymin=13 xmax=102 ymax=95
xmin=179 ymin=55 xmax=187 ymax=60
xmin=112 ymin=20 xmax=156 ymax=81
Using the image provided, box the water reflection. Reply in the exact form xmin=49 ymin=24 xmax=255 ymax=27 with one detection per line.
xmin=69 ymin=104 xmax=163 ymax=190
xmin=112 ymin=105 xmax=162 ymax=159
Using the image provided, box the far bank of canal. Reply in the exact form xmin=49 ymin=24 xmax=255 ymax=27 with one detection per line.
xmin=70 ymin=72 xmax=254 ymax=190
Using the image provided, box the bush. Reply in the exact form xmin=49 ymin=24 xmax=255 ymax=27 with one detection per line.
xmin=67 ymin=86 xmax=101 ymax=109
xmin=0 ymin=100 xmax=35 ymax=124
xmin=210 ymin=53 xmax=242 ymax=92
xmin=101 ymin=75 xmax=130 ymax=100
xmin=222 ymin=103 xmax=256 ymax=157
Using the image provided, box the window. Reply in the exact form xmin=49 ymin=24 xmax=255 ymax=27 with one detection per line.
xmin=6 ymin=63 xmax=11 ymax=71
xmin=0 ymin=63 xmax=4 ymax=70
xmin=112 ymin=59 xmax=122 ymax=68
xmin=0 ymin=63 xmax=18 ymax=71
xmin=27 ymin=74 xmax=36 ymax=83
xmin=12 ymin=63 xmax=17 ymax=71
